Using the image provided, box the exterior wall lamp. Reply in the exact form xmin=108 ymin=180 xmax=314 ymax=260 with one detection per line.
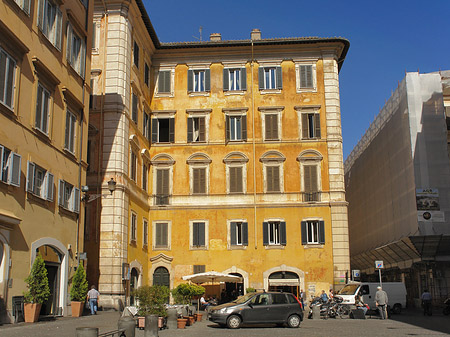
xmin=82 ymin=178 xmax=117 ymax=202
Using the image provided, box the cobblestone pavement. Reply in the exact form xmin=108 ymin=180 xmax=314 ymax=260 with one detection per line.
xmin=0 ymin=308 xmax=449 ymax=337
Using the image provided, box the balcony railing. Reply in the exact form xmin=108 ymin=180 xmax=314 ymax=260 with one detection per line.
xmin=154 ymin=194 xmax=170 ymax=206
xmin=302 ymin=192 xmax=320 ymax=202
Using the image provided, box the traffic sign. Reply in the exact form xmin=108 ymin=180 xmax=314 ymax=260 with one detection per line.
xmin=375 ymin=260 xmax=384 ymax=269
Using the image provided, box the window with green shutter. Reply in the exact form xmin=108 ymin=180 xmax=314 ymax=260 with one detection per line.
xmin=266 ymin=166 xmax=280 ymax=192
xmin=301 ymin=113 xmax=321 ymax=139
xmin=188 ymin=69 xmax=210 ymax=92
xmin=158 ymin=70 xmax=171 ymax=93
xmin=192 ymin=222 xmax=206 ymax=247
xmin=263 ymin=221 xmax=286 ymax=246
xmin=151 ymin=118 xmax=175 ymax=143
xmin=259 ymin=66 xmax=282 ymax=90
xmin=156 ymin=168 xmax=169 ymax=205
xmin=230 ymin=221 xmax=248 ymax=246
xmin=229 ymin=166 xmax=243 ymax=193
xmin=265 ymin=114 xmax=279 ymax=140
xmin=155 ymin=222 xmax=168 ymax=248
xmin=301 ymin=220 xmax=325 ymax=244
xmin=187 ymin=117 xmax=206 ymax=142
xmin=192 ymin=167 xmax=206 ymax=194
xmin=303 ymin=165 xmax=319 ymax=201
xmin=299 ymin=65 xmax=314 ymax=89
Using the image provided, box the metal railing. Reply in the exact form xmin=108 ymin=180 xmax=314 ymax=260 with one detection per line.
xmin=153 ymin=194 xmax=170 ymax=206
xmin=302 ymin=192 xmax=320 ymax=202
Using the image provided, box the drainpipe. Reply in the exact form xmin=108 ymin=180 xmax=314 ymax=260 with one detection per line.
xmin=251 ymin=40 xmax=257 ymax=250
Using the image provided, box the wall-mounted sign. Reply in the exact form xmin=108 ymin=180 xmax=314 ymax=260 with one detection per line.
xmin=375 ymin=260 xmax=384 ymax=269
xmin=417 ymin=211 xmax=445 ymax=222
xmin=416 ymin=189 xmax=440 ymax=211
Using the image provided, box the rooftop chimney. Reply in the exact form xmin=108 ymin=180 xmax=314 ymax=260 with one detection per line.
xmin=251 ymin=29 xmax=261 ymax=40
xmin=210 ymin=33 xmax=222 ymax=42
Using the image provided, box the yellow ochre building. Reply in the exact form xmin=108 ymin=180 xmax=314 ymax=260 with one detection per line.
xmin=86 ymin=0 xmax=350 ymax=309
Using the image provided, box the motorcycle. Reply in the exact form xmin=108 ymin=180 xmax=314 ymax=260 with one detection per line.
xmin=443 ymin=298 xmax=450 ymax=315
xmin=307 ymin=296 xmax=350 ymax=319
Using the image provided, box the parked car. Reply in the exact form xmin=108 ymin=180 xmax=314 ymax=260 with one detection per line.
xmin=208 ymin=291 xmax=303 ymax=329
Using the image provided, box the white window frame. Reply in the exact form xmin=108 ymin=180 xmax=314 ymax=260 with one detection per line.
xmin=295 ymin=62 xmax=317 ymax=92
xmin=155 ymin=67 xmax=175 ymax=96
xmin=0 ymin=48 xmax=17 ymax=110
xmin=260 ymin=107 xmax=283 ymax=142
xmin=189 ymin=220 xmax=209 ymax=250
xmin=224 ymin=152 xmax=248 ymax=195
xmin=66 ymin=22 xmax=86 ymax=78
xmin=306 ymin=220 xmax=320 ymax=244
xmin=152 ymin=220 xmax=171 ymax=250
xmin=151 ymin=155 xmax=174 ymax=206
xmin=143 ymin=218 xmax=148 ymax=247
xmin=186 ymin=109 xmax=211 ymax=143
xmin=130 ymin=150 xmax=137 ymax=182
xmin=142 ymin=162 xmax=148 ymax=192
xmin=296 ymin=106 xmax=321 ymax=140
xmin=227 ymin=219 xmax=248 ymax=250
xmin=267 ymin=221 xmax=281 ymax=245
xmin=260 ymin=151 xmax=286 ymax=194
xmin=193 ymin=70 xmax=206 ymax=92
xmin=35 ymin=82 xmax=51 ymax=135
xmin=189 ymin=165 xmax=209 ymax=195
xmin=13 ymin=0 xmax=31 ymax=14
xmin=130 ymin=212 xmax=137 ymax=243
xmin=0 ymin=145 xmax=21 ymax=187
xmin=37 ymin=0 xmax=62 ymax=50
xmin=64 ymin=109 xmax=77 ymax=154
xmin=258 ymin=62 xmax=282 ymax=94
xmin=27 ymin=161 xmax=54 ymax=201
xmin=58 ymin=179 xmax=80 ymax=213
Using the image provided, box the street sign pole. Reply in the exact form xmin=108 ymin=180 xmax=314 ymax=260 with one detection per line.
xmin=375 ymin=260 xmax=384 ymax=287
xmin=378 ymin=268 xmax=382 ymax=287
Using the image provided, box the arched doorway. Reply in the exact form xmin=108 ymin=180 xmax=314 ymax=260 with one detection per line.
xmin=36 ymin=245 xmax=62 ymax=316
xmin=224 ymin=273 xmax=244 ymax=303
xmin=268 ymin=271 xmax=300 ymax=297
xmin=129 ymin=268 xmax=139 ymax=306
xmin=153 ymin=267 xmax=170 ymax=287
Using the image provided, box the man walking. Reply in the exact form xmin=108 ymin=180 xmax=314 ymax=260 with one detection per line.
xmin=421 ymin=289 xmax=432 ymax=316
xmin=87 ymin=285 xmax=100 ymax=315
xmin=375 ymin=286 xmax=388 ymax=319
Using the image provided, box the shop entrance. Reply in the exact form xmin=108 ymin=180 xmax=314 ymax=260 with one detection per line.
xmin=224 ymin=273 xmax=244 ymax=303
xmin=37 ymin=245 xmax=62 ymax=316
xmin=129 ymin=268 xmax=139 ymax=306
xmin=268 ymin=271 xmax=300 ymax=297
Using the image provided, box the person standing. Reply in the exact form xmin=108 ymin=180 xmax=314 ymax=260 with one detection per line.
xmin=87 ymin=285 xmax=100 ymax=315
xmin=421 ymin=289 xmax=432 ymax=316
xmin=299 ymin=289 xmax=305 ymax=310
xmin=375 ymin=286 xmax=388 ymax=319
xmin=320 ymin=290 xmax=328 ymax=303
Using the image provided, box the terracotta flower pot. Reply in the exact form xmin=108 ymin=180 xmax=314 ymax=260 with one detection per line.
xmin=158 ymin=316 xmax=164 ymax=328
xmin=177 ymin=318 xmax=187 ymax=329
xmin=196 ymin=313 xmax=203 ymax=321
xmin=24 ymin=303 xmax=41 ymax=323
xmin=71 ymin=301 xmax=84 ymax=317
xmin=183 ymin=316 xmax=191 ymax=326
xmin=138 ymin=317 xmax=145 ymax=329
xmin=189 ymin=316 xmax=195 ymax=325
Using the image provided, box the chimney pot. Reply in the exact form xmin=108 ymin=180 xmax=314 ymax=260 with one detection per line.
xmin=210 ymin=33 xmax=222 ymax=42
xmin=251 ymin=29 xmax=261 ymax=40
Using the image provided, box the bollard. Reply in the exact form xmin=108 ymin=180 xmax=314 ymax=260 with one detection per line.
xmin=166 ymin=308 xmax=177 ymax=330
xmin=312 ymin=305 xmax=321 ymax=319
xmin=144 ymin=315 xmax=158 ymax=337
xmin=118 ymin=315 xmax=136 ymax=337
xmin=76 ymin=327 xmax=98 ymax=337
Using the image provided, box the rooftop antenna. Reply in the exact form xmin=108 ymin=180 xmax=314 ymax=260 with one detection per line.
xmin=192 ymin=26 xmax=203 ymax=41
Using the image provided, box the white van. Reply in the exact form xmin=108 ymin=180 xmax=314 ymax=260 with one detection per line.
xmin=338 ymin=282 xmax=407 ymax=313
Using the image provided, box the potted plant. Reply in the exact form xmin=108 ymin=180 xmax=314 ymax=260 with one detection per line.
xmin=171 ymin=284 xmax=205 ymax=323
xmin=133 ymin=285 xmax=169 ymax=329
xmin=70 ymin=264 xmax=88 ymax=317
xmin=23 ymin=254 xmax=50 ymax=322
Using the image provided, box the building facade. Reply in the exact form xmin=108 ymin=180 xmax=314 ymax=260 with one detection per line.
xmin=87 ymin=0 xmax=350 ymax=309
xmin=345 ymin=71 xmax=450 ymax=306
xmin=0 ymin=0 xmax=93 ymax=322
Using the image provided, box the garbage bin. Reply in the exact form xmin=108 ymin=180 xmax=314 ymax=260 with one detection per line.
xmin=12 ymin=296 xmax=24 ymax=323
xmin=118 ymin=315 xmax=136 ymax=337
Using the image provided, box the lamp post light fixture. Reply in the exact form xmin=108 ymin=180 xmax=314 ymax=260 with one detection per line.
xmin=82 ymin=178 xmax=117 ymax=202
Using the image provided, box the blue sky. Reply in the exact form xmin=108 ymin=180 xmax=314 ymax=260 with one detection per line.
xmin=144 ymin=0 xmax=450 ymax=158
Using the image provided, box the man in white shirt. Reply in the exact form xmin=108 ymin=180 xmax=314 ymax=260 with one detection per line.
xmin=87 ymin=285 xmax=100 ymax=315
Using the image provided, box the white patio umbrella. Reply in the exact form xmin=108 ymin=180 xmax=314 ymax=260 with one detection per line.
xmin=182 ymin=271 xmax=242 ymax=284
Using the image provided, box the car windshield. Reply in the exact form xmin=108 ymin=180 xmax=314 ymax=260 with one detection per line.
xmin=233 ymin=293 xmax=258 ymax=304
xmin=339 ymin=284 xmax=359 ymax=295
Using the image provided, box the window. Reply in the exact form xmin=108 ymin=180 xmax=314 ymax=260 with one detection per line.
xmin=37 ymin=0 xmax=62 ymax=50
xmin=226 ymin=115 xmax=247 ymax=142
xmin=0 ymin=48 xmax=16 ymax=110
xmin=66 ymin=23 xmax=86 ymax=78
xmin=187 ymin=117 xmax=205 ymax=142
xmin=64 ymin=110 xmax=77 ymax=154
xmin=230 ymin=221 xmax=248 ymax=246
xmin=191 ymin=221 xmax=207 ymax=248
xmin=133 ymin=41 xmax=139 ymax=68
xmin=188 ymin=69 xmax=210 ymax=93
xmin=27 ymin=161 xmax=53 ymax=200
xmin=35 ymin=83 xmax=51 ymax=134
xmin=143 ymin=219 xmax=148 ymax=246
xmin=223 ymin=68 xmax=246 ymax=91
xmin=301 ymin=220 xmax=325 ymax=245
xmin=142 ymin=163 xmax=148 ymax=191
xmin=297 ymin=64 xmax=316 ymax=91
xmin=151 ymin=118 xmax=174 ymax=143
xmin=263 ymin=221 xmax=286 ymax=246
xmin=261 ymin=151 xmax=285 ymax=193
xmin=259 ymin=66 xmax=282 ymax=90
xmin=131 ymin=93 xmax=138 ymax=124
xmin=187 ymin=153 xmax=211 ymax=196
xmin=192 ymin=167 xmax=206 ymax=194
xmin=143 ymin=111 xmax=150 ymax=141
xmin=303 ymin=165 xmax=319 ymax=201
xmin=58 ymin=179 xmax=80 ymax=213
xmin=302 ymin=112 xmax=321 ymax=139
xmin=264 ymin=114 xmax=279 ymax=141
xmin=266 ymin=166 xmax=280 ymax=192
xmin=0 ymin=145 xmax=21 ymax=186
xmin=193 ymin=265 xmax=205 ymax=274
xmin=130 ymin=151 xmax=137 ymax=182
xmin=130 ymin=212 xmax=137 ymax=242
xmin=157 ymin=70 xmax=171 ymax=94
xmin=229 ymin=166 xmax=243 ymax=193
xmin=14 ymin=0 xmax=31 ymax=14
xmin=224 ymin=152 xmax=248 ymax=194
xmin=155 ymin=168 xmax=169 ymax=205
xmin=144 ymin=63 xmax=150 ymax=87
xmin=154 ymin=222 xmax=168 ymax=249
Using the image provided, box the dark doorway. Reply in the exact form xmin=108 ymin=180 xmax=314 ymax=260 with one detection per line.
xmin=153 ymin=267 xmax=170 ymax=287
xmin=36 ymin=245 xmax=62 ymax=316
xmin=224 ymin=273 xmax=243 ymax=303
xmin=268 ymin=271 xmax=299 ymax=297
xmin=130 ymin=268 xmax=139 ymax=306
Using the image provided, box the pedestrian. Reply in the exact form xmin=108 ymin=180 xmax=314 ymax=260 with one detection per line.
xmin=299 ymin=289 xmax=305 ymax=310
xmin=329 ymin=289 xmax=334 ymax=299
xmin=375 ymin=285 xmax=388 ymax=319
xmin=87 ymin=285 xmax=100 ymax=315
xmin=421 ymin=289 xmax=432 ymax=316
xmin=320 ymin=290 xmax=328 ymax=302
xmin=355 ymin=295 xmax=368 ymax=315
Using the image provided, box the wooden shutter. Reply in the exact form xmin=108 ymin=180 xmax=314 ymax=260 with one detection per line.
xmin=273 ymin=166 xmax=280 ymax=192
xmin=132 ymin=94 xmax=138 ymax=122
xmin=9 ymin=152 xmax=21 ymax=187
xmin=27 ymin=161 xmax=35 ymax=192
xmin=199 ymin=117 xmax=205 ymax=141
xmin=193 ymin=168 xmax=206 ymax=194
xmin=205 ymin=69 xmax=211 ymax=91
xmin=241 ymin=67 xmax=247 ymax=90
xmin=158 ymin=71 xmax=164 ymax=93
xmin=58 ymin=180 xmax=64 ymax=206
xmin=187 ymin=69 xmax=193 ymax=92
xmin=302 ymin=114 xmax=309 ymax=139
xmin=230 ymin=222 xmax=236 ymax=245
xmin=263 ymin=222 xmax=269 ymax=245
xmin=242 ymin=222 xmax=248 ymax=245
xmin=169 ymin=118 xmax=175 ymax=143
xmin=223 ymin=69 xmax=229 ymax=91
xmin=193 ymin=265 xmax=205 ymax=274
xmin=319 ymin=221 xmax=325 ymax=244
xmin=241 ymin=115 xmax=247 ymax=141
xmin=276 ymin=66 xmax=283 ymax=89
xmin=66 ymin=24 xmax=73 ymax=66
xmin=133 ymin=42 xmax=139 ymax=67
xmin=300 ymin=65 xmax=313 ymax=88
xmin=73 ymin=188 xmax=80 ymax=213
xmin=266 ymin=166 xmax=273 ymax=192
xmin=265 ymin=115 xmax=272 ymax=140
xmin=151 ymin=118 xmax=158 ymax=143
xmin=225 ymin=115 xmax=230 ymax=142
xmin=258 ymin=67 xmax=264 ymax=89
xmin=35 ymin=85 xmax=43 ymax=129
xmin=187 ymin=117 xmax=193 ymax=142
xmin=230 ymin=166 xmax=242 ymax=193
xmin=265 ymin=114 xmax=277 ymax=140
xmin=80 ymin=38 xmax=86 ymax=78
xmin=314 ymin=113 xmax=321 ymax=138
xmin=280 ymin=221 xmax=287 ymax=245
xmin=301 ymin=221 xmax=307 ymax=244
xmin=304 ymin=165 xmax=317 ymax=193
xmin=46 ymin=172 xmax=54 ymax=201
xmin=37 ymin=0 xmax=44 ymax=30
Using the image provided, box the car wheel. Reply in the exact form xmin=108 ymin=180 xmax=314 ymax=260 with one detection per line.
xmin=227 ymin=315 xmax=241 ymax=329
xmin=393 ymin=304 xmax=402 ymax=314
xmin=287 ymin=314 xmax=301 ymax=328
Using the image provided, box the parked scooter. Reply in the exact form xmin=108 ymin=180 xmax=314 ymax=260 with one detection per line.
xmin=443 ymin=298 xmax=450 ymax=315
xmin=307 ymin=296 xmax=349 ymax=319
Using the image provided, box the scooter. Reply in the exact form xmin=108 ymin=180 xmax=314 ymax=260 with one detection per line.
xmin=443 ymin=298 xmax=450 ymax=315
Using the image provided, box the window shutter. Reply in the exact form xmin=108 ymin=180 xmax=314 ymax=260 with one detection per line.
xmin=23 ymin=0 xmax=30 ymax=15
xmin=265 ymin=115 xmax=271 ymax=140
xmin=37 ymin=0 xmax=44 ymax=30
xmin=225 ymin=115 xmax=230 ymax=142
xmin=165 ymin=71 xmax=171 ymax=93
xmin=263 ymin=222 xmax=268 ymax=245
xmin=73 ymin=187 xmax=80 ymax=213
xmin=162 ymin=222 xmax=168 ymax=246
xmin=155 ymin=223 xmax=162 ymax=246
xmin=266 ymin=166 xmax=273 ymax=192
xmin=169 ymin=118 xmax=175 ymax=143
xmin=258 ymin=67 xmax=264 ymax=89
xmin=236 ymin=167 xmax=243 ymax=193
xmin=230 ymin=222 xmax=236 ymax=245
xmin=132 ymin=94 xmax=138 ymax=122
xmin=158 ymin=72 xmax=164 ymax=93
xmin=204 ymin=69 xmax=211 ymax=91
xmin=241 ymin=115 xmax=247 ymax=141
xmin=319 ymin=221 xmax=325 ymax=244
xmin=280 ymin=221 xmax=287 ymax=245
xmin=302 ymin=114 xmax=308 ymax=139
xmin=192 ymin=222 xmax=199 ymax=246
xmin=27 ymin=161 xmax=35 ymax=192
xmin=199 ymin=117 xmax=205 ymax=141
xmin=187 ymin=70 xmax=193 ymax=92
xmin=162 ymin=169 xmax=169 ymax=195
xmin=65 ymin=112 xmax=71 ymax=150
xmin=9 ymin=152 xmax=21 ymax=187
xmin=301 ymin=221 xmax=307 ymax=245
xmin=314 ymin=113 xmax=321 ymax=138
xmin=272 ymin=114 xmax=278 ymax=140
xmin=241 ymin=68 xmax=247 ymax=91
xmin=187 ymin=117 xmax=193 ymax=142
xmin=0 ymin=146 xmax=3 ymax=179
xmin=151 ymin=119 xmax=158 ymax=143
xmin=58 ymin=180 xmax=64 ymax=206
xmin=199 ymin=168 xmax=206 ymax=193
xmin=300 ymin=65 xmax=313 ymax=88
xmin=198 ymin=222 xmax=205 ymax=246
xmin=229 ymin=167 xmax=236 ymax=193
xmin=242 ymin=222 xmax=248 ymax=245
xmin=80 ymin=38 xmax=86 ymax=78
xmin=304 ymin=165 xmax=312 ymax=193
xmin=273 ymin=166 xmax=280 ymax=192
xmin=276 ymin=66 xmax=282 ymax=89
xmin=311 ymin=165 xmax=318 ymax=193
xmin=66 ymin=24 xmax=73 ymax=65
xmin=46 ymin=172 xmax=54 ymax=201
xmin=223 ymin=69 xmax=229 ymax=91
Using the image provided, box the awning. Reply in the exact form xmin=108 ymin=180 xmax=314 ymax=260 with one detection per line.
xmin=268 ymin=278 xmax=299 ymax=286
